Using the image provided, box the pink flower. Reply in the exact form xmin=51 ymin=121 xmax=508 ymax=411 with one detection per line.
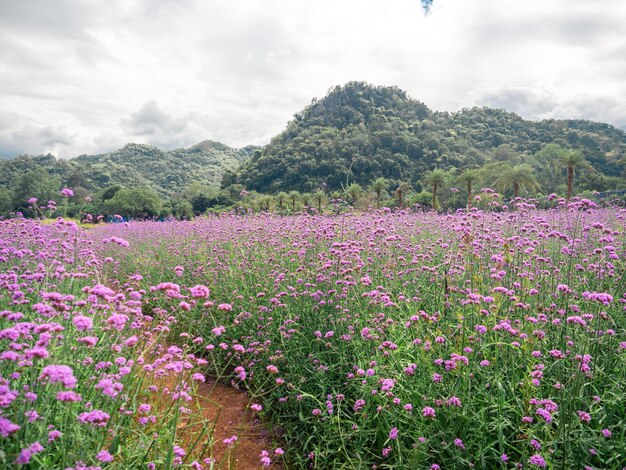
xmin=60 ymin=188 xmax=74 ymax=197
xmin=97 ymin=450 xmax=114 ymax=462
xmin=211 ymin=325 xmax=226 ymax=336
xmin=73 ymin=315 xmax=93 ymax=331
xmin=190 ymin=285 xmax=210 ymax=298
xmin=39 ymin=365 xmax=77 ymax=389
xmin=422 ymin=406 xmax=436 ymax=418
xmin=78 ymin=410 xmax=110 ymax=427
xmin=529 ymin=454 xmax=547 ymax=468
xmin=577 ymin=410 xmax=591 ymax=423
xmin=56 ymin=391 xmax=81 ymax=402
xmin=0 ymin=417 xmax=20 ymax=437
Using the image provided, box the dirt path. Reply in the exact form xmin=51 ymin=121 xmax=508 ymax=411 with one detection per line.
xmin=147 ymin=357 xmax=282 ymax=469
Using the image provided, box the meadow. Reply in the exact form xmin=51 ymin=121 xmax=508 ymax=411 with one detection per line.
xmin=1 ymin=197 xmax=625 ymax=469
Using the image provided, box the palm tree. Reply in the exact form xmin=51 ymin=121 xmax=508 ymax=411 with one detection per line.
xmin=370 ymin=177 xmax=388 ymax=209
xmin=423 ymin=169 xmax=447 ymax=211
xmin=288 ymin=190 xmax=300 ymax=212
xmin=313 ymin=190 xmax=325 ymax=213
xmin=495 ymin=164 xmax=539 ymax=199
xmin=259 ymin=195 xmax=272 ymax=212
xmin=395 ymin=182 xmax=411 ymax=209
xmin=346 ymin=183 xmax=362 ymax=206
xmin=276 ymin=192 xmax=287 ymax=211
xmin=457 ymin=169 xmax=480 ymax=208
xmin=559 ymin=150 xmax=589 ymax=203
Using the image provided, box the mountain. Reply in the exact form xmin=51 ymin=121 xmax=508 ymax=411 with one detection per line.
xmin=0 ymin=140 xmax=255 ymax=198
xmin=231 ymin=82 xmax=626 ymax=193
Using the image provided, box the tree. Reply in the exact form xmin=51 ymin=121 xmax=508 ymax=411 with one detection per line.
xmin=105 ymin=188 xmax=162 ymax=219
xmin=346 ymin=183 xmax=362 ymax=206
xmin=533 ymin=143 xmax=567 ymax=194
xmin=288 ymin=190 xmax=300 ymax=212
xmin=101 ymin=185 xmax=123 ymax=201
xmin=169 ymin=195 xmax=194 ymax=219
xmin=457 ymin=169 xmax=480 ymax=207
xmin=259 ymin=195 xmax=272 ymax=212
xmin=11 ymin=168 xmax=61 ymax=214
xmin=423 ymin=169 xmax=446 ymax=211
xmin=495 ymin=164 xmax=539 ymax=199
xmin=559 ymin=149 xmax=589 ymax=203
xmin=313 ymin=190 xmax=326 ymax=213
xmin=0 ymin=188 xmax=13 ymax=216
xmin=370 ymin=177 xmax=388 ymax=209
xmin=395 ymin=182 xmax=411 ymax=209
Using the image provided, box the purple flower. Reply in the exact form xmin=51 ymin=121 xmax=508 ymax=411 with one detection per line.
xmin=56 ymin=391 xmax=82 ymax=402
xmin=190 ymin=284 xmax=210 ymax=298
xmin=447 ymin=396 xmax=462 ymax=407
xmin=353 ymin=399 xmax=366 ymax=412
xmin=577 ymin=410 xmax=591 ymax=423
xmin=211 ymin=325 xmax=226 ymax=336
xmin=78 ymin=410 xmax=110 ymax=427
xmin=73 ymin=315 xmax=93 ymax=331
xmin=422 ymin=406 xmax=436 ymax=418
xmin=389 ymin=427 xmax=398 ymax=440
xmin=15 ymin=448 xmax=32 ymax=465
xmin=529 ymin=454 xmax=547 ymax=468
xmin=0 ymin=417 xmax=20 ymax=437
xmin=60 ymin=188 xmax=74 ymax=197
xmin=39 ymin=365 xmax=77 ymax=389
xmin=97 ymin=450 xmax=114 ymax=462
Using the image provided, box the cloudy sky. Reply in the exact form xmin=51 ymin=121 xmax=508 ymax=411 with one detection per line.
xmin=1 ymin=0 xmax=625 ymax=158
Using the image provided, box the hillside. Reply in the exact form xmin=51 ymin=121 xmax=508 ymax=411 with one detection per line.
xmin=0 ymin=140 xmax=254 ymax=198
xmin=231 ymin=82 xmax=626 ymax=193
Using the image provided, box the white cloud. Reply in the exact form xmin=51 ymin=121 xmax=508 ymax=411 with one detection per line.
xmin=0 ymin=0 xmax=624 ymax=158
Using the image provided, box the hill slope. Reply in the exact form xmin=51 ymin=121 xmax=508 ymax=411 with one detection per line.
xmin=232 ymin=82 xmax=626 ymax=193
xmin=0 ymin=140 xmax=254 ymax=198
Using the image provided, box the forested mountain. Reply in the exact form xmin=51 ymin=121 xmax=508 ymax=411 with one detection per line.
xmin=1 ymin=82 xmax=625 ymax=219
xmin=0 ymin=140 xmax=254 ymax=198
xmin=230 ymin=82 xmax=625 ymax=194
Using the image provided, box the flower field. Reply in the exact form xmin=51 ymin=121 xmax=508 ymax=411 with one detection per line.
xmin=2 ymin=200 xmax=626 ymax=468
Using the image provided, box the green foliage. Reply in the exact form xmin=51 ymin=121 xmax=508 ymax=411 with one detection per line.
xmin=0 ymin=141 xmax=254 ymax=203
xmin=11 ymin=167 xmax=61 ymax=212
xmin=105 ymin=188 xmax=162 ymax=218
xmin=494 ymin=163 xmax=540 ymax=198
xmin=232 ymin=82 xmax=625 ymax=195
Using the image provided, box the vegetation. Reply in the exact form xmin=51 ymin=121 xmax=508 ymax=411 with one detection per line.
xmin=230 ymin=82 xmax=625 ymax=197
xmin=1 ymin=83 xmax=624 ymax=219
xmin=84 ymin=201 xmax=624 ymax=468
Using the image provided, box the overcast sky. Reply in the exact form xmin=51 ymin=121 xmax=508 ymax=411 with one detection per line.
xmin=1 ymin=0 xmax=625 ymax=158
